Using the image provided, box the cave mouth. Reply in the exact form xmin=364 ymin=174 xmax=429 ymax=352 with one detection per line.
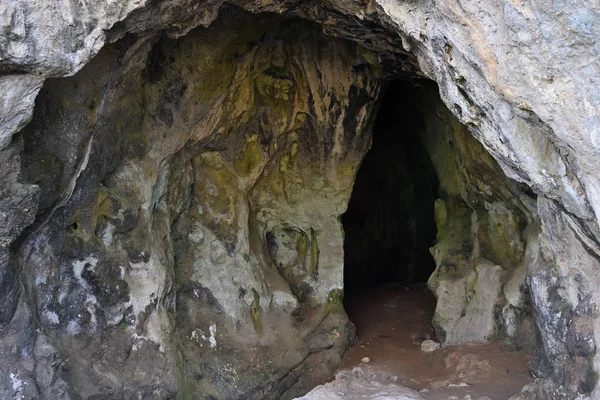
xmin=342 ymin=79 xmax=440 ymax=298
xmin=7 ymin=6 xmax=541 ymax=396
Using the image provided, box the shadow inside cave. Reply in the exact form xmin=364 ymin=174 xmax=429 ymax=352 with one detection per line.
xmin=342 ymin=80 xmax=440 ymax=298
xmin=338 ymin=81 xmax=534 ymax=400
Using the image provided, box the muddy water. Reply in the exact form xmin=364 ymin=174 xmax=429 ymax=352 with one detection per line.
xmin=340 ymin=285 xmax=533 ymax=400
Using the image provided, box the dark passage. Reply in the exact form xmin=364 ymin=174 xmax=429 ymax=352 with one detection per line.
xmin=342 ymin=81 xmax=440 ymax=294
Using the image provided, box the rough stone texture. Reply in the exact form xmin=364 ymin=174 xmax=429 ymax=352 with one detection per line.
xmin=295 ymin=367 xmax=424 ymax=400
xmin=5 ymin=11 xmax=377 ymax=399
xmin=1 ymin=0 xmax=600 ymax=399
xmin=408 ymin=85 xmax=537 ymax=349
xmin=421 ymin=340 xmax=441 ymax=353
xmin=0 ymin=75 xmax=44 ymax=149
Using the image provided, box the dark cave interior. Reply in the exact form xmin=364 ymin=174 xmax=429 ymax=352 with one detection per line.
xmin=342 ymin=80 xmax=440 ymax=295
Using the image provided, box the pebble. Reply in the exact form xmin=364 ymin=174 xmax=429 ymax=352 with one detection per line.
xmin=361 ymin=357 xmax=370 ymax=363
xmin=421 ymin=339 xmax=441 ymax=352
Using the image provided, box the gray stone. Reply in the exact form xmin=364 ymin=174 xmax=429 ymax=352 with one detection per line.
xmin=0 ymin=0 xmax=599 ymax=399
xmin=0 ymin=75 xmax=43 ymax=150
xmin=421 ymin=340 xmax=441 ymax=352
xmin=295 ymin=367 xmax=424 ymax=400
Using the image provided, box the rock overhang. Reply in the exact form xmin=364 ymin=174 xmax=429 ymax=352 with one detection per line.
xmin=1 ymin=1 xmax=600 ymax=399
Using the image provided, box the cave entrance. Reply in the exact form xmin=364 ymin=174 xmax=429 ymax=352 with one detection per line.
xmin=342 ymin=80 xmax=440 ymax=345
xmin=343 ymin=80 xmax=439 ymax=294
xmin=337 ymin=79 xmax=536 ymax=397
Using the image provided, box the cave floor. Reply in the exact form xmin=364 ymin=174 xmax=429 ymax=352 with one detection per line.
xmin=339 ymin=285 xmax=534 ymax=400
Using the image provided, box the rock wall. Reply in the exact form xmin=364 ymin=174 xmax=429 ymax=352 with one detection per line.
xmin=2 ymin=10 xmax=381 ymax=399
xmin=406 ymin=84 xmax=537 ymax=350
xmin=1 ymin=0 xmax=600 ymax=399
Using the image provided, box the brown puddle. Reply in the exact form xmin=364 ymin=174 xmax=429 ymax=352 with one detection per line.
xmin=340 ymin=284 xmax=534 ymax=400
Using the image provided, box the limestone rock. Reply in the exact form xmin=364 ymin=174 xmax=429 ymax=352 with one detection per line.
xmin=295 ymin=367 xmax=423 ymax=400
xmin=0 ymin=0 xmax=599 ymax=399
xmin=421 ymin=340 xmax=441 ymax=352
xmin=0 ymin=75 xmax=44 ymax=150
xmin=2 ymin=11 xmax=380 ymax=399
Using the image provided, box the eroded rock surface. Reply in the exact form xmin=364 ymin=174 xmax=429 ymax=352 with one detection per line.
xmin=296 ymin=367 xmax=424 ymax=400
xmin=4 ymin=10 xmax=379 ymax=399
xmin=1 ymin=1 xmax=600 ymax=399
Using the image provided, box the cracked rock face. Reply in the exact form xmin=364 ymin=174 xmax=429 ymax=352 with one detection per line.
xmin=3 ymin=10 xmax=377 ymax=399
xmin=1 ymin=1 xmax=600 ymax=399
